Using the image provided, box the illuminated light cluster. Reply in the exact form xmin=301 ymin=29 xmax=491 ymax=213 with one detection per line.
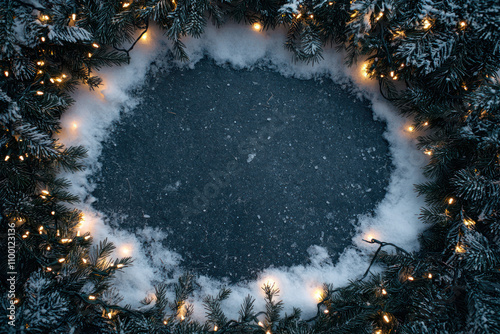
xmin=424 ymin=150 xmax=433 ymax=156
xmin=375 ymin=12 xmax=384 ymax=21
xmin=22 ymin=232 xmax=29 ymax=239
xmin=122 ymin=2 xmax=131 ymax=8
xmin=253 ymin=22 xmax=262 ymax=31
xmin=60 ymin=238 xmax=73 ymax=243
xmin=455 ymin=243 xmax=466 ymax=253
xmin=407 ymin=126 xmax=414 ymax=132
xmin=362 ymin=62 xmax=370 ymax=78
xmin=463 ymin=218 xmax=475 ymax=227
xmin=423 ymin=19 xmax=432 ymax=30
xmin=381 ymin=288 xmax=387 ymax=295
xmin=314 ymin=289 xmax=323 ymax=301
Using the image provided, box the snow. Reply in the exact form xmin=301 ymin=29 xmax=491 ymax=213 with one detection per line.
xmin=56 ymin=23 xmax=427 ymax=319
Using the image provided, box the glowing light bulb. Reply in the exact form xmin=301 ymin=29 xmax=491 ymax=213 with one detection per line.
xmin=408 ymin=276 xmax=414 ymax=281
xmin=41 ymin=37 xmax=46 ymax=42
xmin=180 ymin=315 xmax=185 ymax=321
xmin=324 ymin=309 xmax=329 ymax=314
xmin=314 ymin=289 xmax=323 ymax=301
xmin=383 ymin=314 xmax=390 ymax=323
xmin=77 ymin=230 xmax=81 ymax=236
xmin=427 ymin=273 xmax=432 ymax=279
xmin=56 ymin=78 xmax=62 ymax=82
xmin=47 ymin=267 xmax=52 ymax=271
xmin=122 ymin=2 xmax=130 ymax=8
xmin=310 ymin=14 xmax=314 ymax=19
xmin=390 ymin=71 xmax=394 ymax=77
xmin=448 ymin=198 xmax=455 ymax=205
xmin=375 ymin=12 xmax=383 ymax=21
xmin=19 ymin=155 xmax=24 ymax=161
xmin=424 ymin=150 xmax=433 ymax=156
xmin=62 ymin=74 xmax=67 ymax=78
xmin=5 ymin=155 xmax=10 ymax=161
xmin=400 ymin=63 xmax=405 ymax=68
xmin=88 ymin=52 xmax=92 ymax=58
xmin=92 ymin=43 xmax=100 ymax=48
xmin=107 ymin=312 xmax=112 ymax=319
xmin=253 ymin=22 xmax=261 ymax=31
xmin=463 ymin=218 xmax=475 ymax=227
xmin=141 ymin=32 xmax=148 ymax=40
xmin=423 ymin=19 xmax=431 ymax=30
xmin=362 ymin=62 xmax=369 ymax=78
xmin=163 ymin=320 xmax=168 ymax=325
xmin=258 ymin=322 xmax=264 ymax=327
xmin=4 ymin=70 xmax=9 ymax=77
xmin=423 ymin=121 xmax=429 ymax=126
xmin=88 ymin=295 xmax=96 ymax=300
xmin=460 ymin=21 xmax=466 ymax=28
xmin=84 ymin=235 xmax=91 ymax=240
xmin=41 ymin=190 xmax=49 ymax=195
xmin=46 ymin=246 xmax=51 ymax=251
xmin=296 ymin=13 xmax=302 ymax=19
xmin=36 ymin=91 xmax=44 ymax=95
xmin=455 ymin=244 xmax=466 ymax=253
xmin=392 ymin=76 xmax=398 ymax=80
xmin=328 ymin=2 xmax=333 ymax=5
xmin=381 ymin=289 xmax=387 ymax=295
xmin=82 ymin=258 xmax=87 ymax=263
xmin=407 ymin=126 xmax=414 ymax=132
xmin=214 ymin=325 xmax=218 ymax=331
xmin=117 ymin=264 xmax=124 ymax=268
xmin=58 ymin=258 xmax=65 ymax=263
xmin=50 ymin=78 xmax=55 ymax=83
xmin=39 ymin=226 xmax=44 ymax=231
xmin=72 ymin=13 xmax=77 ymax=20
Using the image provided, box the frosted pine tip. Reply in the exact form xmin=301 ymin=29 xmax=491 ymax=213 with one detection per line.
xmin=252 ymin=22 xmax=261 ymax=31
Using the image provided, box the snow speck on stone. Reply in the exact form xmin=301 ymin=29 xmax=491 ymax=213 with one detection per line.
xmin=247 ymin=153 xmax=257 ymax=163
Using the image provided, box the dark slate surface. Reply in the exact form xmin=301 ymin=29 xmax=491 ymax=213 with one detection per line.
xmin=91 ymin=59 xmax=392 ymax=282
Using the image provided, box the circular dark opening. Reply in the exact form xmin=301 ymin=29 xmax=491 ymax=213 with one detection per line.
xmin=91 ymin=59 xmax=391 ymax=282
